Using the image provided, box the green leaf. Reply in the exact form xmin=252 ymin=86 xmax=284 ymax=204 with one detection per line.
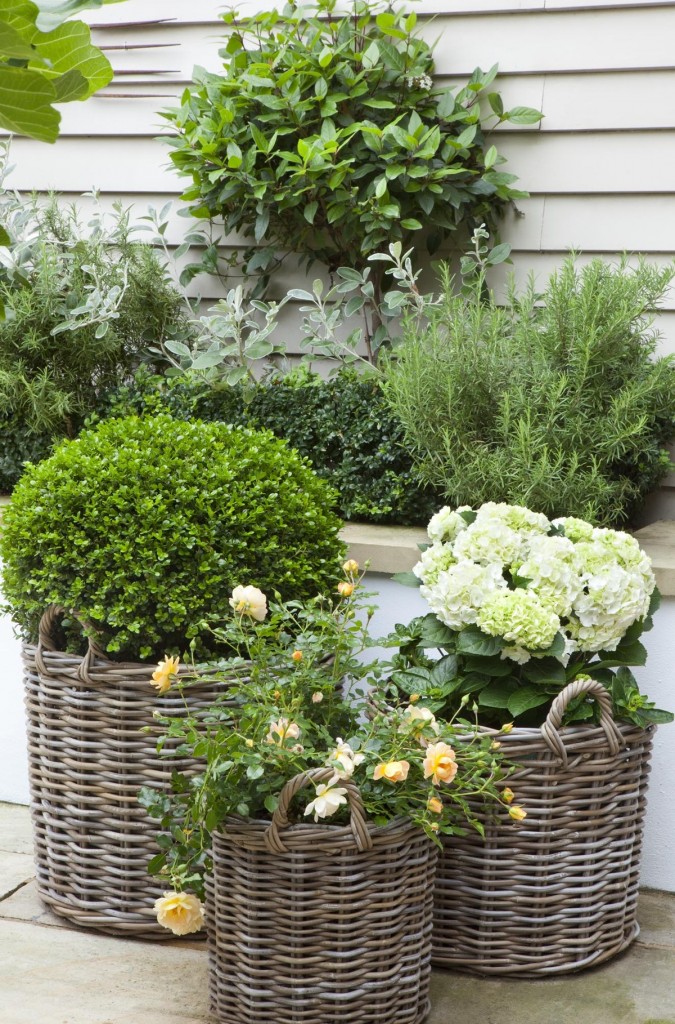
xmin=391 ymin=666 xmax=433 ymax=694
xmin=457 ymin=626 xmax=502 ymax=657
xmin=246 ymin=764 xmax=264 ymax=780
xmin=417 ymin=614 xmax=457 ymax=648
xmin=35 ymin=0 xmax=126 ymax=33
xmin=0 ymin=226 xmax=10 ymax=246
xmin=303 ymin=200 xmax=318 ymax=224
xmin=594 ymin=641 xmax=648 ymax=669
xmin=522 ymin=659 xmax=566 ymax=687
xmin=391 ymin=571 xmax=422 ymax=587
xmin=486 ymin=242 xmax=511 ymax=265
xmin=464 ymin=655 xmax=513 ymax=678
xmin=478 ymin=680 xmax=516 ymax=709
xmin=0 ymin=67 xmax=59 ymax=142
xmin=505 ymin=106 xmax=543 ymax=125
xmin=488 ymin=92 xmax=504 ymax=117
xmin=52 ymin=68 xmax=88 ymax=102
xmin=430 ymin=654 xmax=458 ymax=687
xmin=506 ymin=685 xmax=552 ymax=718
xmin=34 ymin=20 xmax=113 ymax=99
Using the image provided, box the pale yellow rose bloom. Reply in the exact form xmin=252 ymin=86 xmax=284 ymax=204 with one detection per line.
xmin=265 ymin=718 xmax=301 ymax=745
xmin=404 ymin=704 xmax=440 ymax=735
xmin=427 ymin=796 xmax=443 ymax=814
xmin=502 ymin=787 xmax=515 ymax=804
xmin=509 ymin=805 xmax=527 ymax=822
xmin=229 ymin=585 xmax=268 ymax=621
xmin=373 ymin=760 xmax=410 ymax=783
xmin=342 ymin=559 xmax=359 ymax=574
xmin=151 ymin=655 xmax=180 ymax=695
xmin=304 ymin=782 xmax=348 ymax=821
xmin=154 ymin=890 xmax=204 ymax=935
xmin=337 ymin=581 xmax=354 ymax=597
xmin=423 ymin=742 xmax=458 ymax=786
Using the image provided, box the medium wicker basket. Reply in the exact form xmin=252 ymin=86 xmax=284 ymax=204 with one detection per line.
xmin=433 ymin=678 xmax=654 ymax=976
xmin=206 ymin=766 xmax=437 ymax=1024
xmin=23 ymin=604 xmax=231 ymax=938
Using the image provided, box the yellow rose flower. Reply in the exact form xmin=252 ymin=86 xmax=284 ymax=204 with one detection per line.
xmin=265 ymin=718 xmax=301 ymax=745
xmin=151 ymin=655 xmax=180 ymax=695
xmin=373 ymin=760 xmax=410 ymax=783
xmin=423 ymin=742 xmax=458 ymax=786
xmin=427 ymin=796 xmax=443 ymax=814
xmin=430 ymin=822 xmax=440 ymax=833
xmin=292 ymin=650 xmax=303 ymax=663
xmin=509 ymin=805 xmax=527 ymax=822
xmin=342 ymin=559 xmax=359 ymax=574
xmin=337 ymin=581 xmax=354 ymax=597
xmin=409 ymin=693 xmax=420 ymax=703
xmin=229 ymin=584 xmax=267 ymax=621
xmin=154 ymin=890 xmax=204 ymax=935
xmin=501 ymin=722 xmax=514 ymax=734
xmin=502 ymin=787 xmax=514 ymax=804
xmin=311 ymin=691 xmax=324 ymax=704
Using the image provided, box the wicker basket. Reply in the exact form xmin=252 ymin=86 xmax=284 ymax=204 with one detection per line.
xmin=432 ymin=678 xmax=654 ymax=976
xmin=206 ymin=766 xmax=437 ymax=1024
xmin=23 ymin=605 xmax=231 ymax=938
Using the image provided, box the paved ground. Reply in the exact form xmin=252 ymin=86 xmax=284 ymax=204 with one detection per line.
xmin=1 ymin=802 xmax=673 ymax=1024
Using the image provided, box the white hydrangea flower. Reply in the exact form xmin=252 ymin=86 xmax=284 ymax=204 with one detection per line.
xmin=476 ymin=590 xmax=560 ymax=652
xmin=552 ymin=516 xmax=595 ymax=542
xmin=413 ymin=541 xmax=457 ymax=586
xmin=500 ymin=645 xmax=531 ymax=665
xmin=427 ymin=506 xmax=472 ymax=544
xmin=454 ymin=502 xmax=549 ymax=568
xmin=517 ymin=533 xmax=583 ymax=618
xmin=420 ymin=559 xmax=506 ymax=631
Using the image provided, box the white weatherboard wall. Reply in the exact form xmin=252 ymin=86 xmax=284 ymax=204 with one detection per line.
xmin=3 ymin=0 xmax=675 ymax=514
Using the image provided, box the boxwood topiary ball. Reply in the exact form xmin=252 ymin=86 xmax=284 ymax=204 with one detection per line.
xmin=0 ymin=414 xmax=345 ymax=661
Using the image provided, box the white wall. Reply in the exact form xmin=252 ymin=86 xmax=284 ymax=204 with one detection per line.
xmin=3 ymin=572 xmax=674 ymax=890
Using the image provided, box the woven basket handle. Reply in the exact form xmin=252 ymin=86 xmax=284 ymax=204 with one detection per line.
xmin=36 ymin=603 xmax=108 ymax=681
xmin=541 ymin=678 xmax=624 ymax=767
xmin=264 ymin=766 xmax=373 ymax=855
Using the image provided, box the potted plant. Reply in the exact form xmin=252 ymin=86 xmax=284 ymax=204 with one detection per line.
xmin=389 ymin=501 xmax=672 ymax=975
xmin=143 ymin=576 xmax=513 ymax=1022
xmin=0 ymin=413 xmax=345 ymax=936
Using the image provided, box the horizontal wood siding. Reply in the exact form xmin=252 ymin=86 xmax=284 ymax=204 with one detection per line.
xmin=3 ymin=0 xmax=674 ymax=513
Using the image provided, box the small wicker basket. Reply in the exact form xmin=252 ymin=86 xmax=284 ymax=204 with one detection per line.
xmin=206 ymin=766 xmax=437 ymax=1024
xmin=433 ymin=678 xmax=654 ymax=976
xmin=23 ymin=605 xmax=231 ymax=938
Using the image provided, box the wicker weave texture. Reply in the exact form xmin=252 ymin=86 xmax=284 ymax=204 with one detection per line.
xmin=24 ymin=605 xmax=231 ymax=938
xmin=207 ymin=768 xmax=437 ymax=1024
xmin=433 ymin=679 xmax=654 ymax=976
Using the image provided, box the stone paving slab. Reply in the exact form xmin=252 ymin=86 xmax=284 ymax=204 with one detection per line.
xmin=429 ymin=944 xmax=675 ymax=1024
xmin=0 ymin=878 xmax=70 ymax=928
xmin=0 ymin=802 xmax=32 ymax=855
xmin=0 ymin=918 xmax=211 ymax=1024
xmin=0 ymin=851 xmax=34 ymax=900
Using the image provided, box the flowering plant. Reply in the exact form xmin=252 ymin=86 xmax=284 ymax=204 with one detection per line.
xmin=390 ymin=502 xmax=672 ymax=728
xmin=141 ymin=565 xmax=514 ymax=933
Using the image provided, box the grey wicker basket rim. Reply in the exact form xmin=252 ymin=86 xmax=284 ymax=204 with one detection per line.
xmin=220 ymin=767 xmax=419 ymax=855
xmin=466 ymin=678 xmax=627 ymax=768
xmin=30 ymin=603 xmax=238 ymax=687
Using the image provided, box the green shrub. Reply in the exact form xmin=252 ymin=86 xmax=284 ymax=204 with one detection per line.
xmin=383 ymin=255 xmax=675 ymax=527
xmin=165 ymin=0 xmax=540 ymax=293
xmin=102 ymin=369 xmax=441 ymax=525
xmin=1 ymin=415 xmax=344 ymax=661
xmin=0 ymin=190 xmax=190 ymax=438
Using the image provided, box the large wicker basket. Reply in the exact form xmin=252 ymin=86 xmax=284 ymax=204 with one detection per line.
xmin=433 ymin=678 xmax=654 ymax=976
xmin=206 ymin=766 xmax=437 ymax=1024
xmin=23 ymin=605 xmax=231 ymax=938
